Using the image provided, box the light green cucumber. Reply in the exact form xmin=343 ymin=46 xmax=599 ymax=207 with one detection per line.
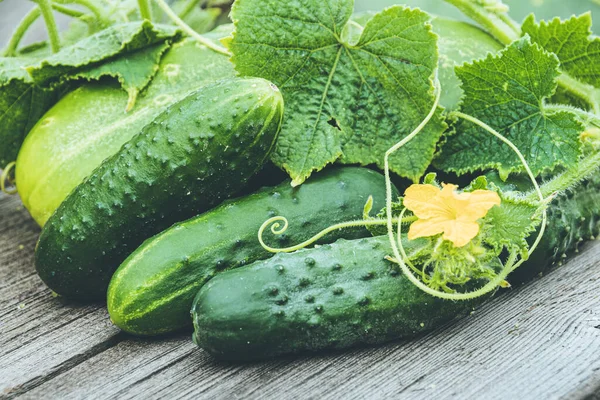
xmin=16 ymin=35 xmax=234 ymax=226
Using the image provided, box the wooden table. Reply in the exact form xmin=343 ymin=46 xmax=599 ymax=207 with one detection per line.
xmin=2 ymin=190 xmax=600 ymax=399
xmin=1 ymin=1 xmax=600 ymax=398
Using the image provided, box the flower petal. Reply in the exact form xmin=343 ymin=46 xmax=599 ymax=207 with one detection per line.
xmin=404 ymin=184 xmax=443 ymax=219
xmin=464 ymin=190 xmax=501 ymax=220
xmin=442 ymin=220 xmax=480 ymax=247
xmin=407 ymin=217 xmax=446 ymax=240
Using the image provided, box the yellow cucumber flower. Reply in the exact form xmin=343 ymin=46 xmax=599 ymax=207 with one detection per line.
xmin=403 ymin=183 xmax=501 ymax=247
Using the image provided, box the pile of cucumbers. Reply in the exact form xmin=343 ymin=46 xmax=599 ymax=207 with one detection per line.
xmin=5 ymin=7 xmax=600 ymax=362
xmin=26 ymin=73 xmax=600 ymax=360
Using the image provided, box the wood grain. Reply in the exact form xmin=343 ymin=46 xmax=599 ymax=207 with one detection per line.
xmin=1 ymin=190 xmax=600 ymax=400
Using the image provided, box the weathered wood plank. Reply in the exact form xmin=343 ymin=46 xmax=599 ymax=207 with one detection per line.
xmin=0 ymin=194 xmax=120 ymax=397
xmin=3 ymin=182 xmax=598 ymax=399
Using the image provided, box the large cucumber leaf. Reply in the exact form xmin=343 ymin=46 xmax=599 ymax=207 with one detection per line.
xmin=522 ymin=13 xmax=600 ymax=89
xmin=25 ymin=21 xmax=180 ymax=86
xmin=228 ymin=0 xmax=446 ymax=185
xmin=436 ymin=37 xmax=584 ymax=177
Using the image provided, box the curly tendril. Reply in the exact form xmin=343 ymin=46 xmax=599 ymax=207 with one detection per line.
xmin=1 ymin=162 xmax=17 ymax=195
xmin=257 ymin=77 xmax=550 ymax=301
xmin=257 ymin=214 xmax=415 ymax=254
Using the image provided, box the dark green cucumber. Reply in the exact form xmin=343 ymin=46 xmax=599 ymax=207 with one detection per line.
xmin=35 ymin=78 xmax=283 ymax=300
xmin=108 ymin=167 xmax=398 ymax=335
xmin=192 ymin=236 xmax=479 ymax=360
xmin=192 ymin=179 xmax=600 ymax=360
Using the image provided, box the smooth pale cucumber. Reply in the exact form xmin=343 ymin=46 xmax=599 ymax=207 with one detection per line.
xmin=16 ymin=37 xmax=234 ymax=226
xmin=108 ymin=167 xmax=397 ymax=335
xmin=192 ymin=179 xmax=600 ymax=360
xmin=35 ymin=77 xmax=283 ymax=300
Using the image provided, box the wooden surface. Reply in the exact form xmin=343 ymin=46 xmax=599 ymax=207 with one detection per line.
xmin=1 ymin=1 xmax=600 ymax=399
xmin=2 ymin=189 xmax=600 ymax=399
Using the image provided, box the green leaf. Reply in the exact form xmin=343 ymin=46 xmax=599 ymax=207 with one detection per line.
xmin=522 ymin=13 xmax=600 ymax=89
xmin=25 ymin=21 xmax=180 ymax=84
xmin=229 ymin=0 xmax=446 ymax=185
xmin=62 ymin=41 xmax=172 ymax=111
xmin=481 ymin=192 xmax=541 ymax=254
xmin=436 ymin=37 xmax=584 ymax=177
xmin=0 ymin=57 xmax=59 ymax=168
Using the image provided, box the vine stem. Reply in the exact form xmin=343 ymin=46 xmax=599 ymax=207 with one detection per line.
xmin=31 ymin=0 xmax=61 ymax=53
xmin=556 ymin=74 xmax=600 ymax=116
xmin=178 ymin=0 xmax=202 ymax=19
xmin=527 ymin=150 xmax=600 ymax=201
xmin=3 ymin=6 xmax=41 ymax=57
xmin=545 ymin=103 xmax=600 ymax=127
xmin=137 ymin=0 xmax=153 ymax=21
xmin=154 ymin=0 xmax=231 ymax=57
xmin=257 ymin=216 xmax=417 ymax=254
xmin=51 ymin=4 xmax=86 ymax=18
xmin=443 ymin=0 xmax=520 ymax=45
xmin=54 ymin=0 xmax=110 ymax=26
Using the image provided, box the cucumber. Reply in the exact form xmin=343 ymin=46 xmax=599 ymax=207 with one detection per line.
xmin=108 ymin=167 xmax=397 ymax=335
xmin=192 ymin=179 xmax=600 ymax=360
xmin=35 ymin=77 xmax=283 ymax=300
xmin=192 ymin=236 xmax=478 ymax=360
xmin=17 ymin=37 xmax=234 ymax=227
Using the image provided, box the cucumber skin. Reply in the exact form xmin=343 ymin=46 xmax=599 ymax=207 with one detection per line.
xmin=35 ymin=78 xmax=283 ymax=300
xmin=192 ymin=179 xmax=600 ymax=360
xmin=108 ymin=167 xmax=398 ymax=335
xmin=192 ymin=236 xmax=479 ymax=360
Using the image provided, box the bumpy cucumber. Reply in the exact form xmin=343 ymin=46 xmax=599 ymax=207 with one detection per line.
xmin=108 ymin=167 xmax=397 ymax=335
xmin=192 ymin=236 xmax=479 ymax=360
xmin=17 ymin=37 xmax=234 ymax=226
xmin=192 ymin=180 xmax=600 ymax=360
xmin=35 ymin=78 xmax=283 ymax=300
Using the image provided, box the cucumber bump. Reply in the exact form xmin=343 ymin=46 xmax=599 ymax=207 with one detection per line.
xmin=35 ymin=78 xmax=283 ymax=300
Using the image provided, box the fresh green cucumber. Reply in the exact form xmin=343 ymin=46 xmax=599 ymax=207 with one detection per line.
xmin=192 ymin=235 xmax=479 ymax=360
xmin=108 ymin=167 xmax=397 ymax=335
xmin=17 ymin=36 xmax=234 ymax=227
xmin=35 ymin=77 xmax=283 ymax=300
xmin=192 ymin=179 xmax=600 ymax=360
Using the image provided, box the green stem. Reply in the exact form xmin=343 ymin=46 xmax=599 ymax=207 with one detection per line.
xmin=51 ymin=3 xmax=86 ymax=18
xmin=546 ymin=103 xmax=600 ymax=127
xmin=138 ymin=0 xmax=153 ymax=21
xmin=178 ymin=0 xmax=201 ymax=19
xmin=527 ymin=151 xmax=600 ymax=201
xmin=3 ymin=6 xmax=41 ymax=57
xmin=443 ymin=0 xmax=520 ymax=45
xmin=33 ymin=0 xmax=61 ymax=53
xmin=154 ymin=0 xmax=231 ymax=56
xmin=54 ymin=0 xmax=110 ymax=26
xmin=556 ymin=73 xmax=600 ymax=115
